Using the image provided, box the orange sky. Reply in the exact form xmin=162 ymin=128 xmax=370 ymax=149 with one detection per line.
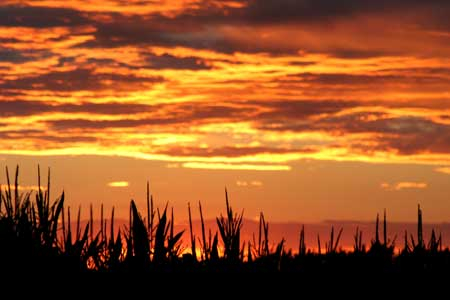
xmin=0 ymin=0 xmax=449 ymax=223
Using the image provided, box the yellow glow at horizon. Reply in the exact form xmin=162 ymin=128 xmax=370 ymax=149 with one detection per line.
xmin=107 ymin=181 xmax=129 ymax=187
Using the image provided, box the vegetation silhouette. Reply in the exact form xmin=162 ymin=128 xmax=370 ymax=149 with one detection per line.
xmin=0 ymin=166 xmax=449 ymax=276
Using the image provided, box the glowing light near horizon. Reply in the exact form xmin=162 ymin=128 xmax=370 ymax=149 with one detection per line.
xmin=107 ymin=181 xmax=129 ymax=187
xmin=1 ymin=185 xmax=48 ymax=191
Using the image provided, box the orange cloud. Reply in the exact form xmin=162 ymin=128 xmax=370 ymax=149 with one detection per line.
xmin=236 ymin=180 xmax=263 ymax=187
xmin=435 ymin=167 xmax=450 ymax=175
xmin=381 ymin=182 xmax=428 ymax=191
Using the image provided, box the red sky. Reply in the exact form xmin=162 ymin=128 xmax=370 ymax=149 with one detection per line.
xmin=0 ymin=0 xmax=449 ymax=224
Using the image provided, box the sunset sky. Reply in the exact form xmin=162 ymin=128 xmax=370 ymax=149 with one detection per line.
xmin=1 ymin=0 xmax=449 ymax=223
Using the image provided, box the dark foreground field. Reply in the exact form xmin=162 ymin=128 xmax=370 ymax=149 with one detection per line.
xmin=1 ymin=166 xmax=450 ymax=282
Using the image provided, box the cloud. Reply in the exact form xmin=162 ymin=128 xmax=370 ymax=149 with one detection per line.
xmin=253 ymin=100 xmax=357 ymax=131
xmin=0 ymin=5 xmax=89 ymax=28
xmin=142 ymin=53 xmax=211 ymax=70
xmin=381 ymin=181 xmax=428 ymax=191
xmin=435 ymin=167 xmax=450 ymax=175
xmin=70 ymin=0 xmax=450 ymax=57
xmin=347 ymin=117 xmax=450 ymax=155
xmin=159 ymin=146 xmax=307 ymax=157
xmin=182 ymin=162 xmax=291 ymax=171
xmin=0 ymin=68 xmax=163 ymax=92
xmin=0 ymin=100 xmax=155 ymax=117
xmin=0 ymin=48 xmax=51 ymax=63
xmin=0 ymin=130 xmax=97 ymax=144
xmin=258 ymin=109 xmax=450 ymax=155
xmin=107 ymin=181 xmax=129 ymax=187
xmin=3 ymin=1 xmax=447 ymax=59
xmin=47 ymin=118 xmax=178 ymax=130
xmin=236 ymin=180 xmax=263 ymax=187
xmin=46 ymin=104 xmax=254 ymax=130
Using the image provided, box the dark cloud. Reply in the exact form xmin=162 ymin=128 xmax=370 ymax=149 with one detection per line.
xmin=158 ymin=146 xmax=313 ymax=157
xmin=85 ymin=54 xmax=211 ymax=70
xmin=255 ymin=99 xmax=356 ymax=119
xmin=0 ymin=68 xmax=163 ymax=92
xmin=61 ymin=0 xmax=449 ymax=56
xmin=142 ymin=53 xmax=211 ymax=70
xmin=322 ymin=49 xmax=390 ymax=59
xmin=0 ymin=5 xmax=89 ymax=28
xmin=0 ymin=48 xmax=51 ymax=63
xmin=81 ymin=16 xmax=241 ymax=53
xmin=322 ymin=114 xmax=445 ymax=135
xmin=45 ymin=103 xmax=254 ymax=130
xmin=0 ymin=100 xmax=49 ymax=117
xmin=235 ymin=0 xmax=449 ymax=24
xmin=325 ymin=115 xmax=450 ymax=154
xmin=34 ymin=135 xmax=97 ymax=143
xmin=0 ymin=100 xmax=156 ymax=117
xmin=0 ymin=129 xmax=96 ymax=143
xmin=251 ymin=100 xmax=450 ymax=155
xmin=287 ymin=72 xmax=450 ymax=86
xmin=4 ymin=2 xmax=449 ymax=57
xmin=0 ymin=48 xmax=29 ymax=63
xmin=47 ymin=118 xmax=180 ymax=130
xmin=249 ymin=100 xmax=357 ymax=132
xmin=288 ymin=61 xmax=316 ymax=67
xmin=0 ymin=100 xmax=255 ymax=121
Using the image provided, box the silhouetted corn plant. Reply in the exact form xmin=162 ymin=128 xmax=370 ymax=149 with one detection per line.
xmin=167 ymin=208 xmax=184 ymax=260
xmin=369 ymin=210 xmax=395 ymax=256
xmin=188 ymin=202 xmax=196 ymax=261
xmin=216 ymin=189 xmax=243 ymax=262
xmin=428 ymin=229 xmax=441 ymax=253
xmin=299 ymin=225 xmax=306 ymax=256
xmin=146 ymin=182 xmax=155 ymax=258
xmin=129 ymin=200 xmax=150 ymax=266
xmin=353 ymin=226 xmax=365 ymax=253
xmin=325 ymin=226 xmax=343 ymax=254
xmin=62 ymin=206 xmax=92 ymax=270
xmin=199 ymin=201 xmax=208 ymax=261
xmin=410 ymin=205 xmax=425 ymax=254
xmin=104 ymin=207 xmax=123 ymax=271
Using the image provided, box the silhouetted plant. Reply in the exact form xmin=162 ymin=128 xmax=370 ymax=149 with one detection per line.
xmin=325 ymin=226 xmax=343 ymax=254
xmin=369 ymin=210 xmax=395 ymax=257
xmin=188 ymin=202 xmax=196 ymax=261
xmin=299 ymin=225 xmax=306 ymax=256
xmin=353 ymin=227 xmax=365 ymax=253
xmin=216 ymin=189 xmax=243 ymax=262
